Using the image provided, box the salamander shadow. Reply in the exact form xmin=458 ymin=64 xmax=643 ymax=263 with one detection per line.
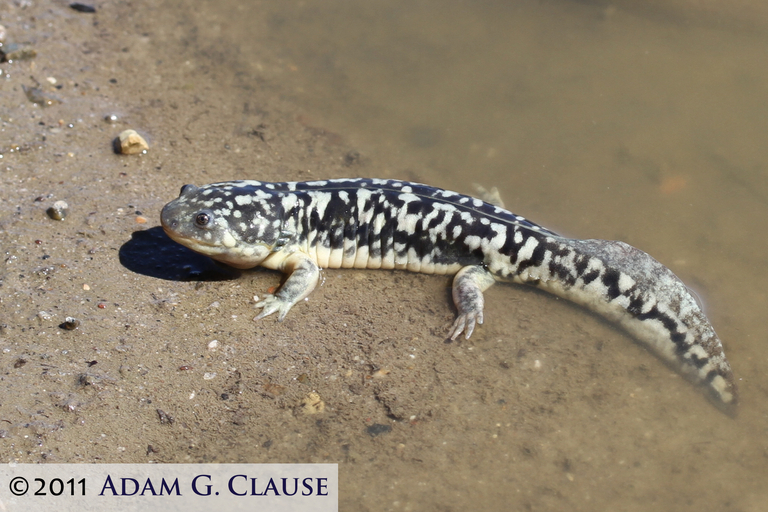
xmin=119 ymin=226 xmax=239 ymax=281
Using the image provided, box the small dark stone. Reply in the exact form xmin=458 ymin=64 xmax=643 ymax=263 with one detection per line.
xmin=262 ymin=439 xmax=273 ymax=448
xmin=60 ymin=317 xmax=80 ymax=330
xmin=366 ymin=423 xmax=392 ymax=437
xmin=220 ymin=393 xmax=229 ymax=400
xmin=70 ymin=3 xmax=96 ymax=13
xmin=156 ymin=409 xmax=174 ymax=424
xmin=47 ymin=201 xmax=69 ymax=220
xmin=14 ymin=358 xmax=26 ymax=368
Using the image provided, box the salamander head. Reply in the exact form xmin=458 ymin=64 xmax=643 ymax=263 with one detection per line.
xmin=161 ymin=183 xmax=284 ymax=269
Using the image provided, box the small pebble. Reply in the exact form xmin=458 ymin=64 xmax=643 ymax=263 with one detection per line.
xmin=61 ymin=317 xmax=80 ymax=330
xmin=70 ymin=3 xmax=96 ymax=13
xmin=156 ymin=409 xmax=174 ymax=424
xmin=135 ymin=216 xmax=147 ymax=224
xmin=0 ymin=25 xmax=7 ymax=44
xmin=6 ymin=47 xmax=37 ymax=62
xmin=116 ymin=129 xmax=148 ymax=155
xmin=371 ymin=368 xmax=390 ymax=379
xmin=22 ymin=84 xmax=59 ymax=106
xmin=366 ymin=423 xmax=392 ymax=437
xmin=301 ymin=392 xmax=325 ymax=415
xmin=104 ymin=114 xmax=119 ymax=124
xmin=207 ymin=340 xmax=218 ymax=350
xmin=203 ymin=372 xmax=217 ymax=380
xmin=47 ymin=200 xmax=69 ymax=220
xmin=83 ymin=284 xmax=90 ymax=291
xmin=38 ymin=311 xmax=52 ymax=321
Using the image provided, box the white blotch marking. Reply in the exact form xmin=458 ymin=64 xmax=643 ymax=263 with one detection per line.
xmin=464 ymin=235 xmax=482 ymax=251
xmin=618 ymin=273 xmax=635 ymax=293
xmin=221 ymin=231 xmax=237 ymax=248
xmin=517 ymin=236 xmax=539 ymax=262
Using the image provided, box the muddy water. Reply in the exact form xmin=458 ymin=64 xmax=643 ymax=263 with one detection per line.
xmin=1 ymin=0 xmax=767 ymax=510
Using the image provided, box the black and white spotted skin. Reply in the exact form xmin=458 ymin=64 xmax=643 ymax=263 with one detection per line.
xmin=160 ymin=178 xmax=737 ymax=410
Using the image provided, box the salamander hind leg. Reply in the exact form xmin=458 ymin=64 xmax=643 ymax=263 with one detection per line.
xmin=254 ymin=252 xmax=320 ymax=322
xmin=448 ymin=265 xmax=497 ymax=340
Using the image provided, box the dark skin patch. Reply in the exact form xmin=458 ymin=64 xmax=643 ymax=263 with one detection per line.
xmin=626 ymin=294 xmax=647 ymax=316
xmin=573 ymin=253 xmax=590 ymax=275
xmin=637 ymin=306 xmax=686 ymax=352
xmin=601 ymin=268 xmax=622 ymax=300
xmin=515 ymin=240 xmax=548 ymax=275
xmin=581 ymin=269 xmax=601 ymax=285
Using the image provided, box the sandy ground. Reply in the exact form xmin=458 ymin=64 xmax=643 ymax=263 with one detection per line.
xmin=1 ymin=1 xmax=767 ymax=511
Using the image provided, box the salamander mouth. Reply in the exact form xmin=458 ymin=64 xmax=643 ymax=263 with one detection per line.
xmin=161 ymin=225 xmax=216 ymax=251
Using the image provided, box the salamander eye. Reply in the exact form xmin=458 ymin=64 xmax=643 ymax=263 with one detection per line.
xmin=194 ymin=211 xmax=211 ymax=227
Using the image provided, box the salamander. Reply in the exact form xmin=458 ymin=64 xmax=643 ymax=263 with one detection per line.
xmin=160 ymin=178 xmax=738 ymax=411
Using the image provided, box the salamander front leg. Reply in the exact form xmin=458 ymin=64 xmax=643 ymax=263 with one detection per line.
xmin=254 ymin=252 xmax=320 ymax=322
xmin=448 ymin=265 xmax=496 ymax=340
